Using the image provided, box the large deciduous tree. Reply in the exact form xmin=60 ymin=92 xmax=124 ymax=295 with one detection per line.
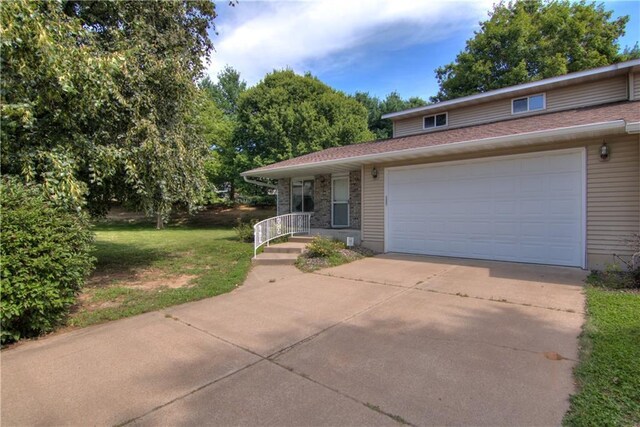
xmin=201 ymin=66 xmax=248 ymax=117
xmin=1 ymin=0 xmax=217 ymax=227
xmin=1 ymin=0 xmax=121 ymax=209
xmin=433 ymin=0 xmax=639 ymax=101
xmin=199 ymin=66 xmax=247 ymax=200
xmin=354 ymin=91 xmax=428 ymax=139
xmin=234 ymin=70 xmax=374 ymax=191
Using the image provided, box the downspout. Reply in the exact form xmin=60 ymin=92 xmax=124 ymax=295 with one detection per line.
xmin=243 ymin=176 xmax=279 ymax=215
xmin=242 ymin=175 xmax=277 ymax=189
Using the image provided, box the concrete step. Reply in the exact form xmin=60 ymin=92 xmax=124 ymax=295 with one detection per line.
xmin=263 ymin=242 xmax=307 ymax=254
xmin=252 ymin=252 xmax=298 ymax=266
xmin=289 ymin=235 xmax=314 ymax=243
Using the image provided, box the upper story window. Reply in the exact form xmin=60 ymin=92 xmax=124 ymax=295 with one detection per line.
xmin=423 ymin=112 xmax=448 ymax=130
xmin=512 ymin=93 xmax=545 ymax=114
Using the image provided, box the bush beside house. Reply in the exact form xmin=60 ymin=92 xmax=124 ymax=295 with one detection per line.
xmin=1 ymin=177 xmax=95 ymax=344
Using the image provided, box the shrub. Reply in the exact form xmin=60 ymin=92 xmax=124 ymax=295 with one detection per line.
xmin=233 ymin=218 xmax=257 ymax=242
xmin=1 ymin=177 xmax=95 ymax=344
xmin=306 ymin=236 xmax=345 ymax=258
xmin=596 ymin=234 xmax=640 ymax=289
xmin=588 ymin=265 xmax=638 ymax=290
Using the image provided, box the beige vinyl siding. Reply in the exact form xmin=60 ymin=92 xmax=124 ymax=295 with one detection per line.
xmin=392 ymin=117 xmax=425 ymax=138
xmin=362 ymin=164 xmax=385 ymax=247
xmin=547 ymin=75 xmax=627 ymax=110
xmin=634 ymin=72 xmax=640 ymax=100
xmin=360 ymin=135 xmax=640 ymax=269
xmin=393 ymin=76 xmax=629 ymax=138
xmin=587 ymin=136 xmax=640 ymax=267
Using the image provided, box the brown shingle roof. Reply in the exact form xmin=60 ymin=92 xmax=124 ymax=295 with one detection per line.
xmin=244 ymin=101 xmax=640 ymax=174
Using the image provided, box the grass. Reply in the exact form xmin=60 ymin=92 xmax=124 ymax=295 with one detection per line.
xmin=68 ymin=221 xmax=253 ymax=328
xmin=563 ymin=275 xmax=640 ymax=426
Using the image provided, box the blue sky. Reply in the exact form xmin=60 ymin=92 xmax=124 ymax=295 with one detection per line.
xmin=207 ymin=1 xmax=640 ymax=101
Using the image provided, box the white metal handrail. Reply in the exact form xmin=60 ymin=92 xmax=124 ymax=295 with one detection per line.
xmin=253 ymin=213 xmax=312 ymax=257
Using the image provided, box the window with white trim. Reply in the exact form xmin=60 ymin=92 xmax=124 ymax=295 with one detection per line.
xmin=291 ymin=178 xmax=314 ymax=212
xmin=423 ymin=112 xmax=447 ymax=130
xmin=512 ymin=93 xmax=545 ymax=114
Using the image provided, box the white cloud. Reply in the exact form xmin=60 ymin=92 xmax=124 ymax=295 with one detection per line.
xmin=207 ymin=0 xmax=492 ymax=85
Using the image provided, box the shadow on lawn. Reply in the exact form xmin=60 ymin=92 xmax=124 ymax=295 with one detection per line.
xmin=89 ymin=240 xmax=170 ymax=285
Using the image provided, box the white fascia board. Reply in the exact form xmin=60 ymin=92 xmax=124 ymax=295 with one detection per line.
xmin=626 ymin=121 xmax=640 ymax=134
xmin=242 ymin=120 xmax=627 ymax=179
xmin=382 ymin=59 xmax=640 ymax=120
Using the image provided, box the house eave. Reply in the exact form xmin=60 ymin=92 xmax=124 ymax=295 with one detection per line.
xmin=242 ymin=120 xmax=629 ymax=179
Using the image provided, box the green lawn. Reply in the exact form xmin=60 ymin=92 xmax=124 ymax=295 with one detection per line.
xmin=564 ymin=283 xmax=640 ymax=426
xmin=69 ymin=222 xmax=253 ymax=328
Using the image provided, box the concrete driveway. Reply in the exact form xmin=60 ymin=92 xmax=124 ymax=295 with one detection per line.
xmin=1 ymin=254 xmax=586 ymax=426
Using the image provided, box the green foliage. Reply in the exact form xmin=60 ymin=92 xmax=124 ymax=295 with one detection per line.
xmin=199 ymin=96 xmax=236 ymax=201
xmin=587 ymin=266 xmax=639 ymax=290
xmin=564 ymin=287 xmax=640 ymax=426
xmin=234 ymin=70 xmax=374 ymax=193
xmin=200 ymin=66 xmax=248 ymax=116
xmin=306 ymin=236 xmax=346 ymax=258
xmin=1 ymin=0 xmax=217 ymax=223
xmin=296 ymin=240 xmax=372 ymax=272
xmin=237 ymin=194 xmax=277 ymax=206
xmin=433 ymin=0 xmax=638 ymax=101
xmin=587 ymin=235 xmax=640 ymax=289
xmin=1 ymin=0 xmax=121 ymax=210
xmin=233 ymin=218 xmax=258 ymax=242
xmin=198 ymin=67 xmax=247 ymax=201
xmin=353 ymin=91 xmax=429 ymax=139
xmin=1 ymin=177 xmax=95 ymax=344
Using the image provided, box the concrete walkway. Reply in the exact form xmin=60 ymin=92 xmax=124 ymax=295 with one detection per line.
xmin=1 ymin=255 xmax=586 ymax=426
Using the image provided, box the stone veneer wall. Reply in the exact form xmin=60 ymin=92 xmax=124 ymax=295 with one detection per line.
xmin=310 ymin=174 xmax=331 ymax=228
xmin=276 ymin=178 xmax=290 ymax=215
xmin=276 ymin=172 xmax=361 ymax=230
xmin=349 ymin=170 xmax=361 ymax=229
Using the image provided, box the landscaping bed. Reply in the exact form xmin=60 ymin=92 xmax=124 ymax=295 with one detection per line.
xmin=295 ymin=236 xmax=375 ymax=272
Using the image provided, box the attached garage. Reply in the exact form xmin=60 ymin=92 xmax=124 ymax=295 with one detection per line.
xmin=384 ymin=149 xmax=585 ymax=267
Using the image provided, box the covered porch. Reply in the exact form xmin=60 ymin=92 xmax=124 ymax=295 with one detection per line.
xmin=275 ymin=170 xmax=362 ymax=245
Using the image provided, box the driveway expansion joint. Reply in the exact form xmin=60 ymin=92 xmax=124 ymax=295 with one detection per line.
xmin=117 ymin=358 xmax=265 ymax=426
xmin=125 ymin=290 xmax=576 ymax=427
xmin=418 ymin=287 xmax=586 ymax=315
xmin=311 ymin=265 xmax=459 ymax=290
xmin=270 ymin=266 xmax=459 ymax=360
xmin=150 ymin=312 xmax=415 ymax=426
xmin=270 ymin=360 xmax=416 ymax=426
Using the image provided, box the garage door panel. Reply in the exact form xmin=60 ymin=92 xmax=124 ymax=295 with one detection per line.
xmin=385 ymin=150 xmax=584 ymax=267
xmin=549 ymin=152 xmax=583 ymax=170
xmin=519 ymin=176 xmax=546 ymax=193
xmin=549 ymin=172 xmax=582 ymax=191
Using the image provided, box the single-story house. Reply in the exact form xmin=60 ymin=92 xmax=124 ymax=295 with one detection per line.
xmin=242 ymin=60 xmax=640 ymax=270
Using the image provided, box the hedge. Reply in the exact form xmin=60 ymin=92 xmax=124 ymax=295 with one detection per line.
xmin=1 ymin=177 xmax=95 ymax=344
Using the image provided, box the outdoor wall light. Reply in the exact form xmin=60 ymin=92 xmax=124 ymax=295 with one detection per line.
xmin=371 ymin=167 xmax=378 ymax=179
xmin=600 ymin=142 xmax=610 ymax=161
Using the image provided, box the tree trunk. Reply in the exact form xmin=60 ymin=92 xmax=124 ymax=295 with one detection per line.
xmin=228 ymin=182 xmax=235 ymax=202
xmin=156 ymin=212 xmax=164 ymax=229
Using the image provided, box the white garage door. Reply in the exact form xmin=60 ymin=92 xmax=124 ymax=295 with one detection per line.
xmin=385 ymin=149 xmax=585 ymax=267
